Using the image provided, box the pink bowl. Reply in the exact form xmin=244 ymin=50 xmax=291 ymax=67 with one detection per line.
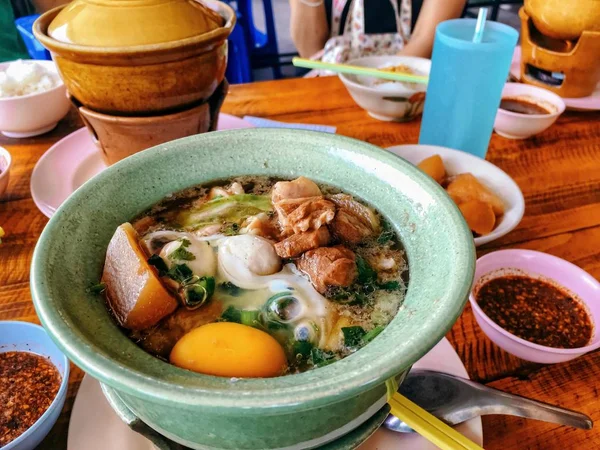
xmin=470 ymin=249 xmax=600 ymax=364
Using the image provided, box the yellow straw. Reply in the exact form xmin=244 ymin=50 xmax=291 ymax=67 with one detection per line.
xmin=388 ymin=393 xmax=485 ymax=450
xmin=292 ymin=57 xmax=429 ymax=84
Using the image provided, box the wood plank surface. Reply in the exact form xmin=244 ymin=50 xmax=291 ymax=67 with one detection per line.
xmin=1 ymin=76 xmax=599 ymax=449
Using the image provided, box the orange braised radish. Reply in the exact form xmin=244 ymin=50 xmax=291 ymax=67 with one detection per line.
xmin=446 ymin=173 xmax=505 ymax=216
xmin=458 ymin=200 xmax=496 ymax=235
xmin=102 ymin=223 xmax=178 ymax=330
xmin=417 ymin=155 xmax=446 ymax=184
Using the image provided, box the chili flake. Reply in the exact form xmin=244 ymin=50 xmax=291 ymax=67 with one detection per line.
xmin=0 ymin=351 xmax=61 ymax=446
xmin=476 ymin=275 xmax=593 ymax=349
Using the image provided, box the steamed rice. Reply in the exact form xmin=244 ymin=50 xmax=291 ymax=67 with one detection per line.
xmin=0 ymin=60 xmax=60 ymax=98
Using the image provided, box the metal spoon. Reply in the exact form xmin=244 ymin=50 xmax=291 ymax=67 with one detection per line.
xmin=384 ymin=369 xmax=593 ymax=433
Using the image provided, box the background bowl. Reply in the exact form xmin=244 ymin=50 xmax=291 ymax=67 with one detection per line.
xmin=33 ymin=1 xmax=234 ymax=115
xmin=0 ymin=321 xmax=70 ymax=450
xmin=0 ymin=146 xmax=12 ymax=196
xmin=339 ymin=56 xmax=430 ymax=122
xmin=494 ymin=82 xmax=565 ymax=139
xmin=470 ymin=249 xmax=600 ymax=364
xmin=31 ymin=129 xmax=475 ymax=449
xmin=0 ymin=60 xmax=70 ymax=138
xmin=387 ymin=144 xmax=525 ymax=247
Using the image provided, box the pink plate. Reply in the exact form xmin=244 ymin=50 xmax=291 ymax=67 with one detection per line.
xmin=30 ymin=114 xmax=254 ymax=218
xmin=510 ymin=46 xmax=600 ymax=111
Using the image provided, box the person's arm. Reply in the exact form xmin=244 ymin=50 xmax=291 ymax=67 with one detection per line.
xmin=399 ymin=0 xmax=466 ymax=58
xmin=289 ymin=0 xmax=330 ymax=58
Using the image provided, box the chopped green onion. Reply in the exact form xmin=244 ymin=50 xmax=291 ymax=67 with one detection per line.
xmin=182 ymin=276 xmax=215 ymax=309
xmin=240 ymin=310 xmax=260 ymax=327
xmin=362 ymin=326 xmax=385 ymax=343
xmin=87 ymin=282 xmax=106 ymax=294
xmin=342 ymin=326 xmax=366 ymax=347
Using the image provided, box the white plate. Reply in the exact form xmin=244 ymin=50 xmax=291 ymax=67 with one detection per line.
xmin=30 ymin=114 xmax=254 ymax=218
xmin=510 ymin=46 xmax=600 ymax=111
xmin=67 ymin=338 xmax=482 ymax=450
xmin=387 ymin=144 xmax=525 ymax=247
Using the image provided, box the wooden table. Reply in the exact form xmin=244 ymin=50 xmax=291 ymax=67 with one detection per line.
xmin=1 ymin=76 xmax=599 ymax=449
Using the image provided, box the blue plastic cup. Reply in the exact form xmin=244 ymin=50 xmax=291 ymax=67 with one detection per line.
xmin=419 ymin=19 xmax=518 ymax=159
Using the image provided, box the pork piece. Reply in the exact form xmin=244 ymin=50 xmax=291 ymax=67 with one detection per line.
xmin=102 ymin=223 xmax=178 ymax=330
xmin=272 ymin=176 xmax=322 ymax=203
xmin=297 ymin=246 xmax=357 ymax=293
xmin=275 ymin=196 xmax=335 ymax=235
xmin=241 ymin=212 xmax=281 ymax=240
xmin=208 ymin=181 xmax=245 ymax=199
xmin=328 ymin=194 xmax=381 ymax=244
xmin=131 ymin=300 xmax=223 ymax=358
xmin=274 ymin=227 xmax=331 ymax=258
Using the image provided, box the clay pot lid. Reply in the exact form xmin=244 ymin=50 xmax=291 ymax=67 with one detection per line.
xmin=47 ymin=0 xmax=225 ymax=47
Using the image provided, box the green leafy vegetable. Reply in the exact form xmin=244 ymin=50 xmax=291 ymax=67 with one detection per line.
xmin=311 ymin=348 xmax=337 ymax=367
xmin=362 ymin=326 xmax=384 ymax=343
xmin=377 ymin=221 xmax=395 ymax=244
xmin=378 ymin=281 xmax=401 ymax=291
xmin=169 ymin=239 xmax=196 ymax=261
xmin=87 ymin=282 xmax=106 ymax=294
xmin=356 ymin=256 xmax=377 ymax=285
xmin=179 ymin=194 xmax=272 ymax=228
xmin=293 ymin=340 xmax=313 ymax=359
xmin=167 ymin=264 xmax=194 ymax=284
xmin=342 ymin=326 xmax=366 ymax=347
xmin=221 ymin=306 xmax=242 ymax=323
xmin=219 ymin=282 xmax=243 ymax=297
xmin=147 ymin=254 xmax=169 ymax=276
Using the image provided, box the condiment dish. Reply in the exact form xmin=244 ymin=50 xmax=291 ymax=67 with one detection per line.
xmin=494 ymin=83 xmax=565 ymax=139
xmin=0 ymin=146 xmax=12 ymax=196
xmin=0 ymin=60 xmax=70 ymax=138
xmin=470 ymin=249 xmax=600 ymax=364
xmin=0 ymin=321 xmax=70 ymax=450
xmin=387 ymin=144 xmax=525 ymax=247
xmin=339 ymin=56 xmax=430 ymax=122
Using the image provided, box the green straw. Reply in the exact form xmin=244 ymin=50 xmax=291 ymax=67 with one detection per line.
xmin=292 ymin=57 xmax=429 ymax=84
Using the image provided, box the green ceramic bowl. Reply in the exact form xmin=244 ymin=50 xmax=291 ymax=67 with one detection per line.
xmin=31 ymin=129 xmax=475 ymax=449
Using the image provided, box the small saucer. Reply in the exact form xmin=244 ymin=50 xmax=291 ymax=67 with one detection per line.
xmin=67 ymin=338 xmax=482 ymax=450
xmin=30 ymin=113 xmax=254 ymax=218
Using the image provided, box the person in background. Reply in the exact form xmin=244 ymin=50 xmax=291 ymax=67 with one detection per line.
xmin=0 ymin=1 xmax=31 ymax=62
xmin=289 ymin=0 xmax=466 ymax=67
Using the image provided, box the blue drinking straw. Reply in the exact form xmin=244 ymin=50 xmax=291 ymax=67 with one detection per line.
xmin=472 ymin=8 xmax=488 ymax=43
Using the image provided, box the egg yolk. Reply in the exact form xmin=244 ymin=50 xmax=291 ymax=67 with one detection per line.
xmin=169 ymin=322 xmax=288 ymax=378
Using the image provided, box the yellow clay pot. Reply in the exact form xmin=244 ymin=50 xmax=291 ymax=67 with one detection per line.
xmin=34 ymin=0 xmax=235 ymax=115
xmin=525 ymin=0 xmax=600 ymax=41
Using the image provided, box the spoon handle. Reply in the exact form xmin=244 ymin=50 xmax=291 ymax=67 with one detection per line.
xmin=473 ymin=382 xmax=593 ymax=430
